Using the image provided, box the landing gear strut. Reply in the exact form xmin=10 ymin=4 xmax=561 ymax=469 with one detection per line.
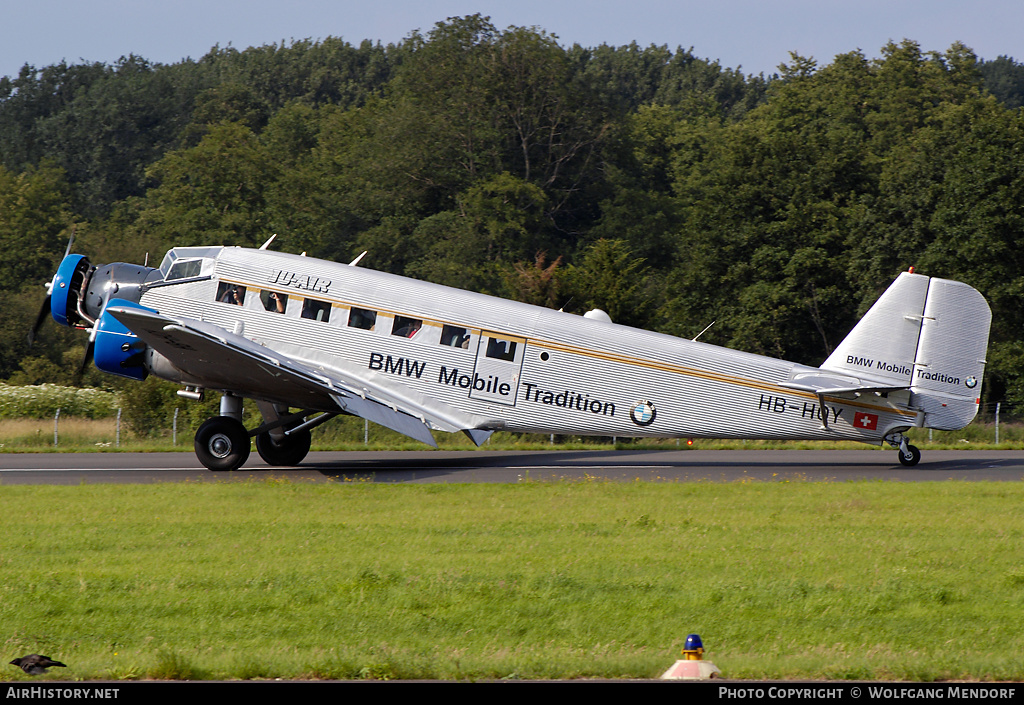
xmin=192 ymin=395 xmax=335 ymax=471
xmin=887 ymin=432 xmax=921 ymax=467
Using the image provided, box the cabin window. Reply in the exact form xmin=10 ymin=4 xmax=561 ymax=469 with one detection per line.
xmin=301 ymin=298 xmax=331 ymax=322
xmin=486 ymin=337 xmax=517 ymax=362
xmin=392 ymin=316 xmax=422 ymax=338
xmin=260 ymin=290 xmax=288 ymax=313
xmin=348 ymin=307 xmax=376 ymax=330
xmin=216 ymin=282 xmax=245 ymax=306
xmin=441 ymin=324 xmax=469 ymax=348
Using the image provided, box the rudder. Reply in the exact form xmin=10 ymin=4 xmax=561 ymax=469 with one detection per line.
xmin=911 ymin=277 xmax=991 ymax=430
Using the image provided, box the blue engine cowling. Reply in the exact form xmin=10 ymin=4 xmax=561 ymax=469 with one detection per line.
xmin=50 ymin=254 xmax=91 ymax=327
xmin=93 ymin=298 xmax=157 ymax=381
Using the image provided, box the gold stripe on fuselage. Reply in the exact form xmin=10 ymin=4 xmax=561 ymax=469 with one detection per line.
xmin=218 ymin=276 xmax=916 ymax=420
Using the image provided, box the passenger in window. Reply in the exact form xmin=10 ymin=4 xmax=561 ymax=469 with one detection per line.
xmin=393 ymin=316 xmax=422 ymax=338
xmin=217 ymin=282 xmax=245 ymax=305
xmin=261 ymin=290 xmax=287 ymax=313
xmin=441 ymin=325 xmax=469 ymax=348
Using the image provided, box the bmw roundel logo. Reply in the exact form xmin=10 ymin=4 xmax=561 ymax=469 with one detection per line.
xmin=965 ymin=376 xmax=978 ymax=389
xmin=630 ymin=400 xmax=657 ymax=426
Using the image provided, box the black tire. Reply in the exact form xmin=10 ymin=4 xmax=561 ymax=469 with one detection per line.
xmin=898 ymin=444 xmax=921 ymax=467
xmin=255 ymin=429 xmax=312 ymax=467
xmin=194 ymin=416 xmax=251 ymax=471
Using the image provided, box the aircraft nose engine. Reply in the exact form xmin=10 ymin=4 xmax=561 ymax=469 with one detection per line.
xmin=48 ymin=253 xmax=94 ymax=329
xmin=31 ymin=251 xmax=157 ymax=378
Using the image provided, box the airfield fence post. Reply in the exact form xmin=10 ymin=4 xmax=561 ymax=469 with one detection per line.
xmin=116 ymin=408 xmax=121 ymax=447
xmin=996 ymin=402 xmax=1001 ymax=445
xmin=54 ymin=408 xmax=60 ymax=447
xmin=173 ymin=408 xmax=179 ymax=446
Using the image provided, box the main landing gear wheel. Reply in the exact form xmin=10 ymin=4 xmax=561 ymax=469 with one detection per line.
xmin=898 ymin=444 xmax=921 ymax=467
xmin=194 ymin=416 xmax=251 ymax=471
xmin=255 ymin=428 xmax=312 ymax=467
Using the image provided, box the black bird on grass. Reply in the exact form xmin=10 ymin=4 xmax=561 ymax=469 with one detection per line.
xmin=10 ymin=655 xmax=67 ymax=675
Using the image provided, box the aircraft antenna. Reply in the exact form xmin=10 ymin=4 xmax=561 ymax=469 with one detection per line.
xmin=693 ymin=321 xmax=716 ymax=342
xmin=348 ymin=251 xmax=368 ymax=267
xmin=259 ymin=234 xmax=277 ymax=250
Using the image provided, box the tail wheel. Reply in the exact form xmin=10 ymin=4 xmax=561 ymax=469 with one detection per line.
xmin=255 ymin=429 xmax=312 ymax=467
xmin=195 ymin=416 xmax=251 ymax=471
xmin=898 ymin=444 xmax=921 ymax=467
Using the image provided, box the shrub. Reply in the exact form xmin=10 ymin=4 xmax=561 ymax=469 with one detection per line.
xmin=0 ymin=383 xmax=118 ymax=419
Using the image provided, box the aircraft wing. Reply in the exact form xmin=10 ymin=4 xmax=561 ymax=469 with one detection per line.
xmin=106 ymin=305 xmax=494 ymax=447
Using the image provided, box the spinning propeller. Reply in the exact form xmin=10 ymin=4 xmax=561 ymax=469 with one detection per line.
xmin=27 ymin=232 xmax=157 ymax=378
xmin=27 ymin=230 xmax=77 ymax=345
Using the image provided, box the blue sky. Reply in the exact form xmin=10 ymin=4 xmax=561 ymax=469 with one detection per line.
xmin=2 ymin=0 xmax=1021 ymax=80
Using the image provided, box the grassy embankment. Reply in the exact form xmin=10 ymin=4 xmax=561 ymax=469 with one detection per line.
xmin=2 ymin=480 xmax=1023 ymax=681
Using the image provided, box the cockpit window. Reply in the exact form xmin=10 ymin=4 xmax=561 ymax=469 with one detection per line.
xmin=166 ymin=259 xmax=202 ymax=281
xmin=158 ymin=247 xmax=220 ymax=279
xmin=158 ymin=251 xmax=176 ymax=277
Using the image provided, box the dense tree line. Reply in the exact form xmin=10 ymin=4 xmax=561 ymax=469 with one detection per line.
xmin=3 ymin=15 xmax=1024 ymax=414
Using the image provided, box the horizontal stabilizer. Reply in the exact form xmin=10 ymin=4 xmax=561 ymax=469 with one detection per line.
xmin=779 ymin=370 xmax=907 ymax=396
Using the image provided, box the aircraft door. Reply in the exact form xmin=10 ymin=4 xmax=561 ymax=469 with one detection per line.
xmin=470 ymin=331 xmax=526 ymax=406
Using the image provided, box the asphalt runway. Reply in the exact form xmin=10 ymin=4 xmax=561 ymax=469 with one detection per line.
xmin=3 ymin=448 xmax=1024 ymax=484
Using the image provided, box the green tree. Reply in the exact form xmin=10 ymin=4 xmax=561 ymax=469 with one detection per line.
xmin=0 ymin=162 xmax=73 ymax=288
xmin=563 ymin=239 xmax=654 ymax=327
xmin=664 ymin=42 xmax=988 ymax=363
xmin=136 ymin=122 xmax=279 ymax=248
xmin=979 ymin=55 xmax=1024 ymax=108
xmin=404 ymin=173 xmax=551 ymax=293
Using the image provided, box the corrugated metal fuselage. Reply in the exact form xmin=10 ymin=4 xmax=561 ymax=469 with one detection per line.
xmin=140 ymin=247 xmax=920 ymax=442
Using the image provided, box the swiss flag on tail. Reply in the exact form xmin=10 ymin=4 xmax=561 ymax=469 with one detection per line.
xmin=854 ymin=412 xmax=879 ymax=430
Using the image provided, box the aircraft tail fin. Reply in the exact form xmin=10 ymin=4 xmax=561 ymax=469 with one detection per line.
xmin=820 ymin=271 xmax=991 ymax=430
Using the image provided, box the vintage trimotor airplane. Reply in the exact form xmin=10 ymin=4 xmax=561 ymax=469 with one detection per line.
xmin=31 ymin=239 xmax=991 ymax=470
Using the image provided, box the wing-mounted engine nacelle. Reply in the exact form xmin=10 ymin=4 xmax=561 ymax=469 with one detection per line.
xmin=92 ymin=299 xmax=156 ymax=381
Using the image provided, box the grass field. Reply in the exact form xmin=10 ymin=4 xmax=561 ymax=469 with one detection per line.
xmin=2 ymin=478 xmax=1023 ymax=682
